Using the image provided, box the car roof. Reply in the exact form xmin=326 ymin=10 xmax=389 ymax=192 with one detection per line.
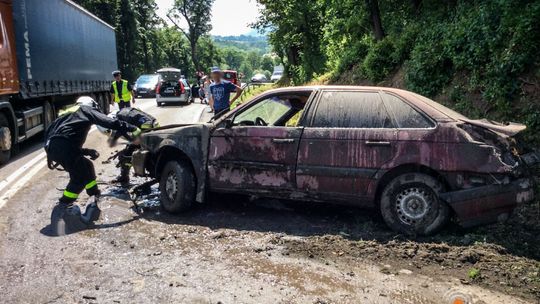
xmin=223 ymin=70 xmax=237 ymax=73
xmin=157 ymin=68 xmax=181 ymax=73
xmin=263 ymin=85 xmax=461 ymax=121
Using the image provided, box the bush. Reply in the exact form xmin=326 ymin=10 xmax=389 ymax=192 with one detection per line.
xmin=362 ymin=38 xmax=398 ymax=82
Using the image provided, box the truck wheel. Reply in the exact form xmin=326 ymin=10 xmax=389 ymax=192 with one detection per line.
xmin=43 ymin=101 xmax=55 ymax=130
xmin=0 ymin=113 xmax=12 ymax=165
xmin=159 ymin=160 xmax=195 ymax=213
xmin=380 ymin=173 xmax=450 ymax=236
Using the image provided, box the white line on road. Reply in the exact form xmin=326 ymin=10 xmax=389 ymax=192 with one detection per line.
xmin=0 ymin=100 xmax=165 ymax=210
xmin=0 ymin=152 xmax=46 ymax=195
xmin=0 ymin=161 xmax=47 ymax=209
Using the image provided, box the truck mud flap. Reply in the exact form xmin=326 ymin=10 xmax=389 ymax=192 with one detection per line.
xmin=440 ymin=178 xmax=534 ymax=227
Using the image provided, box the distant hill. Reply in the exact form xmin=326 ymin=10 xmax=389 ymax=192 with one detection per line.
xmin=212 ymin=35 xmax=270 ymax=54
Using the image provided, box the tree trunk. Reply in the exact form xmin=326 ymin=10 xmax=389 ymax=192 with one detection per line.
xmin=411 ymin=0 xmax=422 ymax=14
xmin=142 ymin=36 xmax=150 ymax=73
xmin=365 ymin=0 xmax=385 ymax=41
xmin=190 ymin=40 xmax=199 ymax=72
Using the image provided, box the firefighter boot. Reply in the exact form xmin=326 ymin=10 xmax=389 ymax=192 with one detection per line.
xmin=112 ymin=167 xmax=130 ymax=185
xmin=81 ymin=196 xmax=101 ymax=224
xmin=50 ymin=203 xmax=87 ymax=236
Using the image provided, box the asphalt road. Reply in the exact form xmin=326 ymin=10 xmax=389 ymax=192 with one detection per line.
xmin=0 ymin=98 xmax=532 ymax=303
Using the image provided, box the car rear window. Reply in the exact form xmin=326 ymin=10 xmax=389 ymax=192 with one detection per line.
xmin=311 ymin=91 xmax=393 ymax=128
xmin=382 ymin=93 xmax=435 ymax=128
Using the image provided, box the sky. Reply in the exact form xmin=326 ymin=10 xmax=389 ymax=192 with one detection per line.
xmin=155 ymin=0 xmax=261 ymax=36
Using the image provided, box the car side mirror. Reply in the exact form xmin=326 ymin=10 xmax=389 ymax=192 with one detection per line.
xmin=224 ymin=119 xmax=233 ymax=129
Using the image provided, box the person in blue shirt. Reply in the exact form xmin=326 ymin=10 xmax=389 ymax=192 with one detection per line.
xmin=209 ymin=67 xmax=243 ymax=113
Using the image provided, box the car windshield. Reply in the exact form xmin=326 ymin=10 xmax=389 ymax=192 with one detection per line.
xmin=159 ymin=72 xmax=181 ymax=82
xmin=273 ymin=72 xmax=282 ymax=76
xmin=136 ymin=75 xmax=158 ymax=84
xmin=224 ymin=72 xmax=236 ymax=79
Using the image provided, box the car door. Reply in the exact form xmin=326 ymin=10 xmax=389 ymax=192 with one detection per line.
xmin=208 ymin=92 xmax=312 ymax=193
xmin=296 ymin=90 xmax=398 ymax=203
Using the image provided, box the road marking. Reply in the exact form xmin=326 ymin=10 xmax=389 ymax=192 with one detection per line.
xmin=0 ymin=152 xmax=46 ymax=195
xmin=0 ymin=160 xmax=47 ymax=209
xmin=0 ymin=100 xmax=161 ymax=210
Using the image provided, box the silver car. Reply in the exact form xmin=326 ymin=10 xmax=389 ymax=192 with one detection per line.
xmin=156 ymin=68 xmax=192 ymax=106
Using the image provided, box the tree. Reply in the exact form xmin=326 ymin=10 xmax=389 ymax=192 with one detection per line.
xmin=255 ymin=0 xmax=327 ymax=83
xmin=365 ymin=0 xmax=385 ymax=40
xmin=133 ymin=0 xmax=161 ymax=73
xmin=168 ymin=0 xmax=214 ymax=72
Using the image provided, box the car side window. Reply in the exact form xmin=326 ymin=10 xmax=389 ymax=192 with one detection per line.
xmin=311 ymin=91 xmax=394 ymax=128
xmin=233 ymin=96 xmax=292 ymax=126
xmin=382 ymin=93 xmax=435 ymax=128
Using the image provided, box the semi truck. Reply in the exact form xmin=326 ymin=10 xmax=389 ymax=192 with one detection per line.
xmin=0 ymin=0 xmax=118 ymax=164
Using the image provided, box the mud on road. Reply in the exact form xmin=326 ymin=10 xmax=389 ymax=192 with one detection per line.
xmin=0 ymin=103 xmax=538 ymax=303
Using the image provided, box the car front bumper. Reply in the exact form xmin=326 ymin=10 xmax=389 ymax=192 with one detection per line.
xmin=440 ymin=177 xmax=535 ymax=227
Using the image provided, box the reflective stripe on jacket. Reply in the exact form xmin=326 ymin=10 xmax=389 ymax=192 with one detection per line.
xmin=112 ymin=80 xmax=132 ymax=102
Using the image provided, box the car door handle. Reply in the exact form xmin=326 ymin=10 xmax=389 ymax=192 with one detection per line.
xmin=272 ymin=138 xmax=295 ymax=144
xmin=365 ymin=140 xmax=391 ymax=146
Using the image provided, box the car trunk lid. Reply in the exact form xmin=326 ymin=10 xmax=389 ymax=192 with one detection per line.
xmin=460 ymin=118 xmax=526 ymax=137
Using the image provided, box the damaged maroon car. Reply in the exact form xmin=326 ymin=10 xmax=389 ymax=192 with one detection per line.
xmin=132 ymin=86 xmax=537 ymax=235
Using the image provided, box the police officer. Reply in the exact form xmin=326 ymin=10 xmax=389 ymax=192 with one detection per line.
xmin=98 ymin=107 xmax=159 ymax=184
xmin=45 ymin=96 xmax=140 ymax=235
xmin=110 ymin=70 xmax=135 ymax=109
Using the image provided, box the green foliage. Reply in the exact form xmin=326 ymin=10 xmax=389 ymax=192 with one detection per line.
xmin=259 ymin=0 xmax=540 ymax=145
xmin=362 ymin=38 xmax=397 ymax=82
xmin=467 ymin=268 xmax=481 ymax=280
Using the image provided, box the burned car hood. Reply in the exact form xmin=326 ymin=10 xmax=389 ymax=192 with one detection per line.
xmin=460 ymin=118 xmax=526 ymax=137
xmin=140 ymin=123 xmax=212 ymax=153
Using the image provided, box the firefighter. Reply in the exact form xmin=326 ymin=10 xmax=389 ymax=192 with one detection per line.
xmin=45 ymin=96 xmax=140 ymax=235
xmin=110 ymin=70 xmax=135 ymax=109
xmin=98 ymin=107 xmax=159 ymax=184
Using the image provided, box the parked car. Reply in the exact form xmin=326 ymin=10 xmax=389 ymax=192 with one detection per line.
xmin=134 ymin=74 xmax=160 ymax=98
xmin=251 ymin=73 xmax=268 ymax=83
xmin=223 ymin=70 xmax=239 ymax=86
xmin=156 ymin=68 xmax=192 ymax=106
xmin=271 ymin=70 xmax=283 ymax=82
xmin=132 ymin=86 xmax=537 ymax=235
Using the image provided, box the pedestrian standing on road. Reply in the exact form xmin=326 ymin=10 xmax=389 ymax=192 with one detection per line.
xmin=44 ymin=96 xmax=140 ymax=236
xmin=200 ymin=75 xmax=211 ymax=105
xmin=209 ymin=67 xmax=243 ymax=114
xmin=110 ymin=70 xmax=135 ymax=109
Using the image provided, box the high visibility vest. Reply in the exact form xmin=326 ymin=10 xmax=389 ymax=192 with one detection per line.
xmin=112 ymin=80 xmax=132 ymax=102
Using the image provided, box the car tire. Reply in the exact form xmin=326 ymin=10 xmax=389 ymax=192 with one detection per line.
xmin=159 ymin=160 xmax=195 ymax=213
xmin=380 ymin=173 xmax=450 ymax=236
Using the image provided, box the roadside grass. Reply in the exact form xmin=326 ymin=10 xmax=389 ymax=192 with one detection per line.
xmin=232 ymin=83 xmax=276 ymax=108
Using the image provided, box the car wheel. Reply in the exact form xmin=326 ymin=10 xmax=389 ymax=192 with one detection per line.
xmin=159 ymin=160 xmax=195 ymax=213
xmin=380 ymin=173 xmax=449 ymax=236
xmin=156 ymin=102 xmax=161 ymax=107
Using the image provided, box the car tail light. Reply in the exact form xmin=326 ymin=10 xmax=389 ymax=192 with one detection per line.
xmin=179 ymin=80 xmax=185 ymax=94
xmin=156 ymin=83 xmax=161 ymax=94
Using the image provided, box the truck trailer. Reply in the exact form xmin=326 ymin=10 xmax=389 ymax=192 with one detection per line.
xmin=0 ymin=0 xmax=118 ymax=164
